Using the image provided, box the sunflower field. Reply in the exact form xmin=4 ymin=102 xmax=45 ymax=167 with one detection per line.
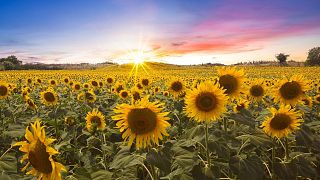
xmin=0 ymin=64 xmax=320 ymax=180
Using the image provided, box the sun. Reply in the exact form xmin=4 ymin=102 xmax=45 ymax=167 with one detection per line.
xmin=133 ymin=51 xmax=145 ymax=65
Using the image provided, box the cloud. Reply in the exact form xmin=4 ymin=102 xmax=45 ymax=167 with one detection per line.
xmin=171 ymin=41 xmax=187 ymax=47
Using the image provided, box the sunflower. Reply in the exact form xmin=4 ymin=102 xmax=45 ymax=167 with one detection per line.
xmin=119 ymin=90 xmax=129 ymax=99
xmin=273 ymin=75 xmax=310 ymax=106
xmin=87 ymin=90 xmax=97 ymax=102
xmin=83 ymin=83 xmax=90 ymax=89
xmin=25 ymin=96 xmax=38 ymax=111
xmin=90 ymin=79 xmax=99 ymax=88
xmin=49 ymin=79 xmax=57 ymax=86
xmin=107 ymin=77 xmax=114 ymax=85
xmin=247 ymin=79 xmax=266 ymax=101
xmin=0 ymin=82 xmax=10 ymax=100
xmin=168 ymin=79 xmax=185 ymax=98
xmin=131 ymin=88 xmax=142 ymax=101
xmin=63 ymin=77 xmax=69 ymax=84
xmin=40 ymin=88 xmax=59 ymax=106
xmin=73 ymin=82 xmax=81 ymax=91
xmin=217 ymin=67 xmax=245 ymax=98
xmin=26 ymin=78 xmax=33 ymax=84
xmin=13 ymin=119 xmax=66 ymax=179
xmin=85 ymin=109 xmax=106 ymax=132
xmin=301 ymin=96 xmax=313 ymax=108
xmin=112 ymin=97 xmax=170 ymax=149
xmin=233 ymin=99 xmax=249 ymax=112
xmin=184 ymin=81 xmax=228 ymax=122
xmin=141 ymin=78 xmax=151 ymax=87
xmin=261 ymin=105 xmax=303 ymax=138
xmin=163 ymin=91 xmax=169 ymax=97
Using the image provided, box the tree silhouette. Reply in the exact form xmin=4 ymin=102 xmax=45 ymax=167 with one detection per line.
xmin=276 ymin=53 xmax=289 ymax=66
xmin=305 ymin=47 xmax=320 ymax=66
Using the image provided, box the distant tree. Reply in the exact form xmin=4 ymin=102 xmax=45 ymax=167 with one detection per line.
xmin=0 ymin=55 xmax=22 ymax=70
xmin=305 ymin=47 xmax=320 ymax=66
xmin=276 ymin=53 xmax=289 ymax=66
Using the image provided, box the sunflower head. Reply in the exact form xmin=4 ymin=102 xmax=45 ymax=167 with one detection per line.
xmin=107 ymin=77 xmax=114 ymax=84
xmin=83 ymin=83 xmax=90 ymax=89
xmin=168 ymin=79 xmax=185 ymax=98
xmin=131 ymin=88 xmax=142 ymax=102
xmin=63 ymin=77 xmax=69 ymax=84
xmin=85 ymin=90 xmax=97 ymax=103
xmin=141 ymin=78 xmax=151 ymax=87
xmin=85 ymin=109 xmax=106 ymax=132
xmin=40 ymin=88 xmax=58 ymax=106
xmin=247 ymin=79 xmax=266 ymax=101
xmin=217 ymin=67 xmax=245 ymax=98
xmin=90 ymin=79 xmax=99 ymax=87
xmin=274 ymin=75 xmax=310 ymax=106
xmin=233 ymin=99 xmax=249 ymax=112
xmin=261 ymin=105 xmax=303 ymax=138
xmin=0 ymin=82 xmax=10 ymax=100
xmin=112 ymin=97 xmax=170 ymax=149
xmin=49 ymin=79 xmax=57 ymax=86
xmin=25 ymin=96 xmax=38 ymax=110
xmin=13 ymin=119 xmax=66 ymax=179
xmin=184 ymin=81 xmax=228 ymax=122
xmin=119 ymin=90 xmax=129 ymax=99
xmin=73 ymin=83 xmax=81 ymax=91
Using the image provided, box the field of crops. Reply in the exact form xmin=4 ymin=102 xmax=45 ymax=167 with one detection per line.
xmin=0 ymin=64 xmax=320 ymax=180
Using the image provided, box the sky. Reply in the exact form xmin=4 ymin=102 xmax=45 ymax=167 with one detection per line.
xmin=0 ymin=0 xmax=320 ymax=65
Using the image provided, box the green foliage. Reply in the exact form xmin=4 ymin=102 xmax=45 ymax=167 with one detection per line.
xmin=275 ymin=53 xmax=289 ymax=66
xmin=305 ymin=47 xmax=320 ymax=66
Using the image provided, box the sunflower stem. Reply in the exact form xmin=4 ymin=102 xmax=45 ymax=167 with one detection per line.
xmin=223 ymin=117 xmax=227 ymax=132
xmin=284 ymin=138 xmax=290 ymax=161
xmin=204 ymin=122 xmax=211 ymax=167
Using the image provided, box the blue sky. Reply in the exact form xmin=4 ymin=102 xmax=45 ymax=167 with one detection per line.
xmin=1 ymin=0 xmax=320 ymax=64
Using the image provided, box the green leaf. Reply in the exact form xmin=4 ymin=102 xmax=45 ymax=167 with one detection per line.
xmin=109 ymin=146 xmax=144 ymax=169
xmin=73 ymin=167 xmax=91 ymax=180
xmin=0 ymin=153 xmax=17 ymax=173
xmin=146 ymin=145 xmax=171 ymax=174
xmin=91 ymin=170 xmax=112 ymax=180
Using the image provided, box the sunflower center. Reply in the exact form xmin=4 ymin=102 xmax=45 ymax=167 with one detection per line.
xmin=50 ymin=81 xmax=55 ymax=85
xmin=219 ymin=75 xmax=238 ymax=95
xmin=279 ymin=81 xmax=302 ymax=100
xmin=0 ymin=85 xmax=8 ymax=96
xmin=44 ymin=92 xmax=55 ymax=102
xmin=316 ymin=96 xmax=320 ymax=102
xmin=171 ymin=81 xmax=183 ymax=92
xmin=269 ymin=113 xmax=292 ymax=130
xmin=64 ymin=78 xmax=69 ymax=83
xmin=121 ymin=92 xmax=128 ymax=98
xmin=133 ymin=92 xmax=141 ymax=101
xmin=107 ymin=78 xmax=113 ymax=84
xmin=142 ymin=79 xmax=149 ymax=86
xmin=127 ymin=108 xmax=157 ymax=135
xmin=75 ymin=84 xmax=80 ymax=90
xmin=92 ymin=81 xmax=98 ymax=87
xmin=28 ymin=139 xmax=53 ymax=174
xmin=250 ymin=85 xmax=264 ymax=97
xmin=195 ymin=92 xmax=217 ymax=112
xmin=91 ymin=116 xmax=102 ymax=126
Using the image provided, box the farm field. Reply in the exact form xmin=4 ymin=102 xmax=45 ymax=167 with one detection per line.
xmin=0 ymin=64 xmax=320 ymax=179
